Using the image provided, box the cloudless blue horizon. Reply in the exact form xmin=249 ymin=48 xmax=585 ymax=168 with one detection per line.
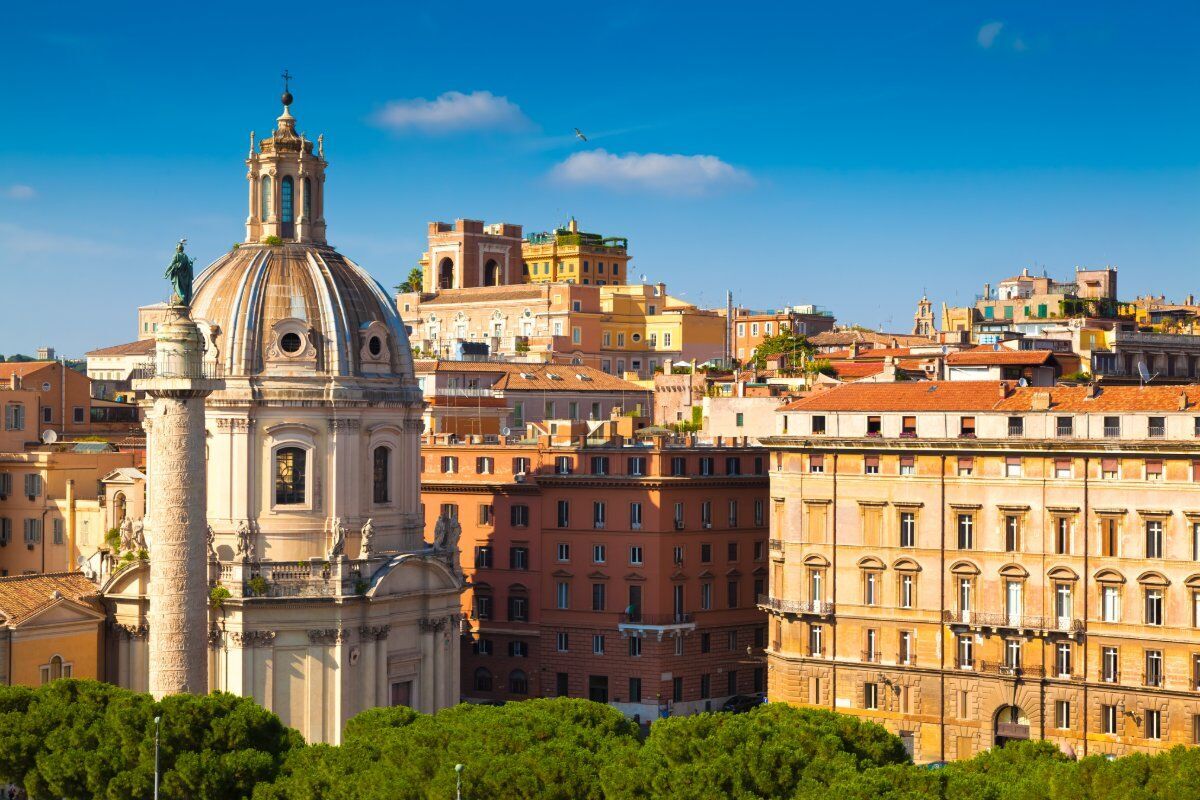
xmin=1 ymin=1 xmax=1197 ymax=355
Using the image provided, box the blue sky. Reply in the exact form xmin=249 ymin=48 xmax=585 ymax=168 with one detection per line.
xmin=1 ymin=1 xmax=1197 ymax=356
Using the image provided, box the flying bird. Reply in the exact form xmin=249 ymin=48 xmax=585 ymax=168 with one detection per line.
xmin=574 ymin=128 xmax=588 ymax=142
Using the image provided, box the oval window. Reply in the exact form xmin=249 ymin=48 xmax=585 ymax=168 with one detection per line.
xmin=368 ymin=336 xmax=382 ymax=356
xmin=631 ymin=333 xmax=642 ymax=342
xmin=280 ymin=332 xmax=303 ymax=354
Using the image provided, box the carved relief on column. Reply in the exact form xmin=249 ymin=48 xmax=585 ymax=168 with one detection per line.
xmin=307 ymin=628 xmax=350 ymax=645
xmin=215 ymin=418 xmax=256 ymax=432
xmin=418 ymin=617 xmax=448 ymax=633
xmin=230 ymin=630 xmax=277 ymax=648
xmin=327 ymin=419 xmax=361 ymax=432
xmin=359 ymin=624 xmax=390 ymax=641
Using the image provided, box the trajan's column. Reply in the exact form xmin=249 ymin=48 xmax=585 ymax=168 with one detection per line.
xmin=136 ymin=241 xmax=216 ymax=698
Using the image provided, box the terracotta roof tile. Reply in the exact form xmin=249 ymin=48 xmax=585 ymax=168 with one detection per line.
xmin=0 ymin=362 xmax=56 ymax=378
xmin=946 ymin=348 xmax=1055 ymax=366
xmin=828 ymin=362 xmax=886 ymax=379
xmin=419 ymin=286 xmax=547 ymax=305
xmin=85 ymin=340 xmax=156 ymax=357
xmin=416 ymin=361 xmax=648 ymax=393
xmin=0 ymin=572 xmax=101 ymax=625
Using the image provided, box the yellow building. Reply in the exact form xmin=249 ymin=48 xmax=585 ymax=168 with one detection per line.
xmin=522 ymin=217 xmax=630 ymax=285
xmin=0 ymin=572 xmax=105 ymax=686
xmin=764 ymin=381 xmax=1200 ymax=762
xmin=597 ymin=283 xmax=726 ymax=376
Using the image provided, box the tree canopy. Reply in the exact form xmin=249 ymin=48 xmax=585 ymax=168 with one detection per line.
xmin=3 ymin=683 xmax=1200 ymax=800
xmin=750 ymin=331 xmax=815 ymax=370
xmin=395 ymin=267 xmax=424 ymax=293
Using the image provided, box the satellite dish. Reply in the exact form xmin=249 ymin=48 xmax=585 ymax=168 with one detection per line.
xmin=41 ymin=429 xmax=58 ymax=445
xmin=1137 ymin=361 xmax=1152 ymax=383
xmin=640 ymin=274 xmax=648 ymax=284
xmin=501 ymin=426 xmax=511 ymax=436
xmin=1018 ymin=378 xmax=1028 ymax=387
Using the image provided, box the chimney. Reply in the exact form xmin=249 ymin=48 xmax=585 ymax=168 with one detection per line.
xmin=998 ymin=382 xmax=1009 ymax=399
xmin=1180 ymin=390 xmax=1189 ymax=412
xmin=1031 ymin=391 xmax=1051 ymax=411
xmin=1085 ymin=383 xmax=1098 ymax=399
xmin=9 ymin=373 xmax=17 ymax=391
xmin=849 ymin=341 xmax=859 ymax=359
xmin=984 ymin=283 xmax=991 ymax=300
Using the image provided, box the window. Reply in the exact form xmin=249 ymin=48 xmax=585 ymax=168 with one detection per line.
xmin=674 ymin=503 xmax=685 ymax=529
xmin=1194 ymin=522 xmax=1200 ymax=561
xmin=628 ymin=545 xmax=644 ymax=566
xmin=864 ymin=572 xmax=879 ymax=605
xmin=864 ymin=455 xmax=880 ymax=475
xmin=440 ymin=455 xmax=458 ymax=474
xmin=700 ymin=582 xmax=713 ymax=610
xmin=1147 ymin=520 xmax=1164 ymax=558
xmin=866 ymin=416 xmax=882 ymax=436
xmin=557 ymin=500 xmax=570 ymax=528
xmin=372 ymin=446 xmax=391 ymax=503
xmin=899 ymin=456 xmax=915 ymax=476
xmin=755 ymin=499 xmax=765 ymax=526
xmin=959 ymin=416 xmax=976 ymax=437
xmin=476 ymin=456 xmax=494 ymax=474
xmin=673 ymin=545 xmax=684 ymax=565
xmin=1054 ymin=459 xmax=1071 ymax=478
xmin=1146 ymin=460 xmax=1163 ymax=480
xmin=864 ymin=682 xmax=879 ymax=710
xmin=72 ymin=407 xmax=84 ymax=424
xmin=474 ymin=546 xmax=493 ymax=569
xmin=1145 ymin=588 xmax=1164 ymax=625
xmin=700 ymin=543 xmax=713 ymax=563
xmin=1101 ymin=457 xmax=1119 ymax=479
xmin=592 ymin=583 xmax=607 ymax=611
xmin=1101 ymin=517 xmax=1119 ymax=556
xmin=809 ymin=624 xmax=824 ymax=657
xmin=593 ymin=501 xmax=607 ymax=529
xmin=809 ymin=455 xmax=824 ymax=474
xmin=1005 ymin=456 xmax=1022 ymax=478
xmin=728 ymin=500 xmax=739 ymax=527
xmin=507 ymin=595 xmax=528 ymax=622
xmin=628 ymin=637 xmax=642 ymax=657
xmin=899 ymin=511 xmax=916 ymax=547
xmin=899 ymin=630 xmax=913 ymax=664
xmin=1146 ymin=650 xmax=1164 ymax=687
xmin=1146 ymin=709 xmax=1162 ymax=740
xmin=1055 ymin=642 xmax=1072 ymax=678
xmin=1007 ymin=416 xmax=1024 ymax=436
xmin=958 ymin=578 xmax=972 ymax=614
xmin=1104 ymin=416 xmax=1121 ymax=438
xmin=726 ymin=457 xmax=741 ymax=476
xmin=1102 ymin=704 xmax=1118 ymax=735
xmin=472 ymin=595 xmax=492 ymax=620
xmin=1055 ymin=700 xmax=1071 ymax=730
xmin=509 ymin=546 xmax=529 ymax=570
xmin=699 ymin=457 xmax=714 ymax=476
xmin=1056 ymin=416 xmax=1073 ymax=437
xmin=556 ymin=542 xmax=570 ymax=562
xmin=555 ymin=632 xmax=569 ymax=653
xmin=1149 ymin=416 xmax=1166 ymax=438
xmin=592 ymin=635 xmax=605 ymax=655
xmin=1102 ymin=586 xmax=1121 ymax=622
xmin=671 ymin=456 xmax=686 ymax=476
xmin=260 ymin=175 xmax=272 ymax=218
xmin=1055 ymin=517 xmax=1071 ymax=555
xmin=727 ymin=580 xmax=739 ymax=608
xmin=957 ymin=457 xmax=973 ymax=476
xmin=591 ymin=456 xmax=609 ymax=475
xmin=51 ymin=518 xmax=63 ymax=546
xmin=701 ymin=501 xmax=712 ymax=528
xmin=556 ymin=582 xmax=570 ymax=609
xmin=274 ymin=447 xmax=306 ymax=505
xmin=472 ymin=638 xmax=493 ymax=656
xmin=42 ymin=407 xmax=51 ymax=424
xmin=509 ymin=670 xmax=528 ymax=695
xmin=899 ymin=573 xmax=915 ymax=609
xmin=957 ymin=514 xmax=974 ymax=549
xmin=4 ymin=403 xmax=25 ymax=431
xmin=1102 ymin=646 xmax=1119 ymax=682
xmin=508 ymin=641 xmax=529 ymax=658
xmin=1004 ymin=515 xmax=1020 ymax=552
xmin=555 ymin=456 xmax=572 ymax=475
xmin=478 ymin=504 xmax=495 ymax=526
xmin=510 ymin=504 xmax=529 ymax=527
xmin=592 ymin=544 xmax=606 ymax=564
xmin=812 ymin=415 xmax=826 ymax=434
xmin=957 ymin=635 xmax=974 ymax=669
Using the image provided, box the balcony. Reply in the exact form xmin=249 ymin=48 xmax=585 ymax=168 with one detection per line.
xmin=942 ymin=610 xmax=1084 ymax=634
xmin=861 ymin=650 xmax=881 ymax=664
xmin=618 ymin=611 xmax=695 ymax=638
xmin=980 ymin=661 xmax=1045 ymax=679
xmin=757 ymin=594 xmax=834 ymax=617
xmin=1103 ymin=425 xmax=1121 ymax=438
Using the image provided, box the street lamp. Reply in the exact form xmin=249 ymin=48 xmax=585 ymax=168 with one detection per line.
xmin=455 ymin=763 xmax=464 ymax=800
xmin=153 ymin=715 xmax=162 ymax=800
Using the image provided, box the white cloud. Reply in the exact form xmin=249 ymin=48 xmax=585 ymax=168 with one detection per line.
xmin=371 ymin=90 xmax=530 ymax=134
xmin=977 ymin=21 xmax=1004 ymax=49
xmin=3 ymin=185 xmax=35 ymax=199
xmin=551 ymin=149 xmax=751 ymax=195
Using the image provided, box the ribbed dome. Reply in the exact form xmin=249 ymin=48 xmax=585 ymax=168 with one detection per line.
xmin=190 ymin=242 xmax=415 ymax=381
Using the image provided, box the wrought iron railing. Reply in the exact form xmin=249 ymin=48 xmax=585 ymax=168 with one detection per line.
xmin=757 ymin=595 xmax=834 ymax=615
xmin=941 ymin=610 xmax=1084 ymax=632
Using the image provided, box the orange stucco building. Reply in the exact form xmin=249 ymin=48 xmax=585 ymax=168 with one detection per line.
xmin=420 ymin=422 xmax=769 ymax=716
xmin=0 ymin=572 xmax=106 ymax=686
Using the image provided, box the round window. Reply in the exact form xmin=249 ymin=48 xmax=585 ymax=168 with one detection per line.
xmin=368 ymin=336 xmax=382 ymax=356
xmin=41 ymin=382 xmax=51 ymax=391
xmin=631 ymin=333 xmax=642 ymax=342
xmin=280 ymin=332 xmax=304 ymax=354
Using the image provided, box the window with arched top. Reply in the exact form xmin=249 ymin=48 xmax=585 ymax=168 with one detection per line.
xmin=275 ymin=447 xmax=307 ymax=505
xmin=113 ymin=492 xmax=127 ymax=525
xmin=373 ymin=445 xmax=391 ymax=504
xmin=303 ymin=177 xmax=312 ymax=220
xmin=260 ymin=175 xmax=272 ymax=219
xmin=280 ymin=176 xmax=294 ymax=238
xmin=509 ymin=669 xmax=528 ymax=694
xmin=474 ymin=667 xmax=493 ymax=692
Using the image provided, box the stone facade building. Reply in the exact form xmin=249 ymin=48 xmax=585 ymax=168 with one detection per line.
xmin=764 ymin=381 xmax=1200 ymax=761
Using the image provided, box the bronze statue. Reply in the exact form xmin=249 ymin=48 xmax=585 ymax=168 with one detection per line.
xmin=165 ymin=239 xmax=195 ymax=306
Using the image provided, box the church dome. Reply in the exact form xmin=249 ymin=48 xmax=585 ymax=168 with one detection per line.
xmin=190 ymin=242 xmax=416 ymax=382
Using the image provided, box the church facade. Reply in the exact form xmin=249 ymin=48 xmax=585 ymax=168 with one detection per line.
xmin=100 ymin=90 xmax=464 ymax=743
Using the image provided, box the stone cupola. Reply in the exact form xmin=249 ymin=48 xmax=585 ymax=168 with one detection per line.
xmin=245 ymin=85 xmax=327 ymax=245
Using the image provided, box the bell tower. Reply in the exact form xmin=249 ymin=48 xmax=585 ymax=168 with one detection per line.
xmin=913 ymin=294 xmax=936 ymax=337
xmin=245 ymin=73 xmax=327 ymax=245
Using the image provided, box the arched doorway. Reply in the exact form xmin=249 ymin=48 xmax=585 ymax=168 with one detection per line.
xmin=484 ymin=259 xmax=501 ymax=286
xmin=438 ymin=258 xmax=455 ymax=289
xmin=994 ymin=705 xmax=1031 ymax=747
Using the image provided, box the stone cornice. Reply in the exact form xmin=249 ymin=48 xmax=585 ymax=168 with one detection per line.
xmin=762 ymin=435 xmax=1200 ymax=457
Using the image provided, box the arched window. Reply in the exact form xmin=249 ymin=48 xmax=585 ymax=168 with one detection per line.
xmin=50 ymin=655 xmax=63 ymax=680
xmin=281 ymin=176 xmax=294 ymax=222
xmin=113 ymin=492 xmax=127 ymax=526
xmin=474 ymin=667 xmax=493 ymax=692
xmin=373 ymin=445 xmax=391 ymax=504
xmin=303 ymin=177 xmax=312 ymax=220
xmin=438 ymin=258 xmax=454 ymax=290
xmin=484 ymin=259 xmax=501 ymax=286
xmin=260 ymin=175 xmax=272 ymax=219
xmin=275 ymin=447 xmax=306 ymax=505
xmin=508 ymin=669 xmax=528 ymax=694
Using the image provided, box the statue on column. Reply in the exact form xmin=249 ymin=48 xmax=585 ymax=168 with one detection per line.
xmin=328 ymin=518 xmax=346 ymax=559
xmin=235 ymin=520 xmax=255 ymax=561
xmin=360 ymin=518 xmax=375 ymax=558
xmin=432 ymin=515 xmax=461 ymax=574
xmin=206 ymin=525 xmax=218 ymax=560
xmin=164 ymin=239 xmax=196 ymax=307
xmin=131 ymin=519 xmax=147 ymax=551
xmin=119 ymin=517 xmax=135 ymax=551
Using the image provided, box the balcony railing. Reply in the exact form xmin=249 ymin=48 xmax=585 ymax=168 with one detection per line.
xmin=981 ymin=661 xmax=1045 ymax=678
xmin=757 ymin=595 xmax=834 ymax=615
xmin=955 ymin=659 xmax=977 ymax=671
xmin=1104 ymin=425 xmax=1121 ymax=438
xmin=1101 ymin=671 xmax=1120 ymax=684
xmin=619 ymin=612 xmax=694 ymax=626
xmin=132 ymin=358 xmax=224 ymax=380
xmin=861 ymin=650 xmax=881 ymax=664
xmin=1144 ymin=671 xmax=1165 ymax=688
xmin=942 ymin=610 xmax=1084 ymax=633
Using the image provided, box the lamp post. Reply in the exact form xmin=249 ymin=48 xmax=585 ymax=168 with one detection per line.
xmin=455 ymin=763 xmax=464 ymax=800
xmin=153 ymin=715 xmax=161 ymax=800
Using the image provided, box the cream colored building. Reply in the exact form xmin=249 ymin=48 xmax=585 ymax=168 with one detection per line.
xmin=100 ymin=90 xmax=464 ymax=742
xmin=764 ymin=381 xmax=1200 ymax=761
